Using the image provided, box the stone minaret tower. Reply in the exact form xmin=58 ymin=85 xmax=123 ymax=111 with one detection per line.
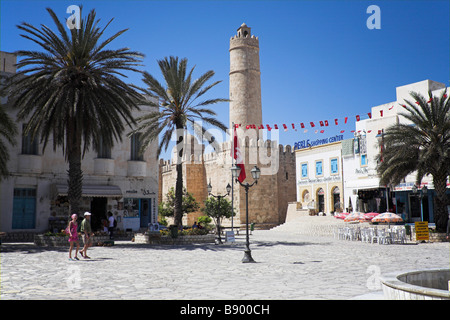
xmin=229 ymin=23 xmax=262 ymax=129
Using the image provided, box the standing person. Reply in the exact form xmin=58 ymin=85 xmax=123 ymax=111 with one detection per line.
xmin=108 ymin=211 xmax=115 ymax=240
xmin=68 ymin=213 xmax=80 ymax=261
xmin=80 ymin=212 xmax=93 ymax=259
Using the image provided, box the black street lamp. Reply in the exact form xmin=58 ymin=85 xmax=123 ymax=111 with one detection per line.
xmin=231 ymin=165 xmax=261 ymax=263
xmin=412 ymin=184 xmax=428 ymax=221
xmin=207 ymin=182 xmax=232 ymax=244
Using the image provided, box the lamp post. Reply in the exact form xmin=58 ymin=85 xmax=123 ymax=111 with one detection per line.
xmin=207 ymin=182 xmax=232 ymax=244
xmin=231 ymin=165 xmax=260 ymax=263
xmin=412 ymin=184 xmax=428 ymax=221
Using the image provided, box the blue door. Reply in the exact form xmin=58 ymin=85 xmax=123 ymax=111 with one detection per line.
xmin=140 ymin=199 xmax=151 ymax=228
xmin=12 ymin=188 xmax=36 ymax=229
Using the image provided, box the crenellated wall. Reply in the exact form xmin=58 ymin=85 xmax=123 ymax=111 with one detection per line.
xmin=159 ymin=136 xmax=296 ymax=228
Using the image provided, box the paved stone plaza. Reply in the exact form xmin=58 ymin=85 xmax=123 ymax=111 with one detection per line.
xmin=1 ymin=218 xmax=449 ymax=300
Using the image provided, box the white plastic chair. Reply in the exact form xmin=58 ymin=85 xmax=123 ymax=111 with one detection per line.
xmin=361 ymin=228 xmax=370 ymax=243
xmin=398 ymin=228 xmax=406 ymax=244
xmin=371 ymin=228 xmax=380 ymax=244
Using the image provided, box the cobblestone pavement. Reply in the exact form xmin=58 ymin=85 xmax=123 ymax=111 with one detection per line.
xmin=1 ymin=222 xmax=449 ymax=301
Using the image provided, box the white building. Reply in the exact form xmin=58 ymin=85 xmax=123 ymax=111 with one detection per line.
xmin=0 ymin=52 xmax=159 ymax=234
xmin=342 ymin=79 xmax=448 ymax=223
xmin=295 ymin=135 xmax=344 ymax=214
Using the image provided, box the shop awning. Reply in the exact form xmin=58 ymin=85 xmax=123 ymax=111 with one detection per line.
xmin=52 ymin=184 xmax=123 ymax=198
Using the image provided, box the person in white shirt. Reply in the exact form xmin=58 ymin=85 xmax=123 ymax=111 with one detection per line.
xmin=108 ymin=211 xmax=115 ymax=239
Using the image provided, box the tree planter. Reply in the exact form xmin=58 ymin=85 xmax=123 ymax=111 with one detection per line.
xmin=34 ymin=233 xmax=133 ymax=247
xmin=134 ymin=232 xmax=215 ymax=245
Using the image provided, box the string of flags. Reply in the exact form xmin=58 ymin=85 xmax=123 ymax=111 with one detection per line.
xmin=235 ymin=113 xmax=369 ymax=134
xmin=234 ymin=97 xmax=448 ymax=135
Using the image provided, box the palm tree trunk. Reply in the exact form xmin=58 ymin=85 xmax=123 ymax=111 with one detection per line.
xmin=433 ymin=173 xmax=448 ymax=232
xmin=174 ymin=125 xmax=184 ymax=227
xmin=67 ymin=119 xmax=83 ymax=216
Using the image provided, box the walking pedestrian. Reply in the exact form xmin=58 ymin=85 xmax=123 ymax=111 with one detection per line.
xmin=80 ymin=212 xmax=93 ymax=259
xmin=108 ymin=211 xmax=115 ymax=239
xmin=68 ymin=213 xmax=80 ymax=261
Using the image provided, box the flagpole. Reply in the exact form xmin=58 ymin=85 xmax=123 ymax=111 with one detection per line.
xmin=231 ymin=122 xmax=235 ymax=234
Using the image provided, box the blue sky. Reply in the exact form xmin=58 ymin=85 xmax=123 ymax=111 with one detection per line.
xmin=1 ymin=0 xmax=449 ymax=160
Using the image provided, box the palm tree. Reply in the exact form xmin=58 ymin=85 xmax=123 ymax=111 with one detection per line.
xmin=0 ymin=98 xmax=18 ymax=180
xmin=133 ymin=56 xmax=228 ymax=227
xmin=377 ymin=89 xmax=450 ymax=232
xmin=5 ymin=7 xmax=144 ymax=214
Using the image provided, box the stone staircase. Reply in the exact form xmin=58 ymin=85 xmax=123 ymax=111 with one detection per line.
xmin=270 ymin=203 xmax=345 ymax=237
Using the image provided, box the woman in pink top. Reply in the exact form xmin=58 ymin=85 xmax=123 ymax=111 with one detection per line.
xmin=68 ymin=214 xmax=80 ymax=260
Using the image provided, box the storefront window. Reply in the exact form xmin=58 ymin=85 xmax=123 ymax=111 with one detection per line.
xmin=123 ymin=198 xmax=140 ymax=217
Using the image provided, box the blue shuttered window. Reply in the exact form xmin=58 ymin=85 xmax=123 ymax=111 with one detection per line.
xmin=330 ymin=158 xmax=338 ymax=174
xmin=315 ymin=161 xmax=323 ymax=176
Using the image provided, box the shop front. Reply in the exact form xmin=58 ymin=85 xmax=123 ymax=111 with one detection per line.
xmin=121 ymin=197 xmax=156 ymax=231
xmin=50 ymin=184 xmax=123 ymax=232
xmin=355 ymin=187 xmax=392 ymax=214
xmin=394 ymin=183 xmax=435 ymax=223
xmin=50 ymin=184 xmax=158 ymax=232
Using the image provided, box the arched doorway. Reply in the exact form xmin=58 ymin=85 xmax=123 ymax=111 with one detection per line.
xmin=317 ymin=188 xmax=325 ymax=213
xmin=302 ymin=190 xmax=310 ymax=206
xmin=332 ymin=187 xmax=341 ymax=212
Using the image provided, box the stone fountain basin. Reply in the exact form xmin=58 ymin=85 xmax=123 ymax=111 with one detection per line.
xmin=380 ymin=269 xmax=450 ymax=300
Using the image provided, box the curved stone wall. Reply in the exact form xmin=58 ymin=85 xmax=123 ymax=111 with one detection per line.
xmin=380 ymin=269 xmax=450 ymax=300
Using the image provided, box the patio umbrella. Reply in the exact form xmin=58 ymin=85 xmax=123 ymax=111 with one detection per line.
xmin=363 ymin=212 xmax=380 ymax=221
xmin=371 ymin=212 xmax=403 ymax=226
xmin=344 ymin=212 xmax=366 ymax=223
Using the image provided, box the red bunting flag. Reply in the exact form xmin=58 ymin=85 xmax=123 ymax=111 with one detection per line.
xmin=320 ymin=130 xmax=324 ymax=133
xmin=300 ymin=123 xmax=305 ymax=129
xmin=310 ymin=122 xmax=315 ymax=127
xmin=319 ymin=121 xmax=324 ymax=127
xmin=291 ymin=123 xmax=295 ymax=129
xmin=266 ymin=124 xmax=272 ymax=131
xmin=283 ymin=124 xmax=288 ymax=131
xmin=274 ymin=124 xmax=278 ymax=129
xmin=380 ymin=110 xmax=383 ymax=117
xmin=335 ymin=119 xmax=338 ymax=125
xmin=325 ymin=120 xmax=329 ymax=126
xmin=340 ymin=130 xmax=345 ymax=133
xmin=368 ymin=113 xmax=372 ymax=119
xmin=356 ymin=115 xmax=360 ymax=121
xmin=389 ymin=106 xmax=394 ymax=110
xmin=344 ymin=117 xmax=348 ymax=124
xmin=232 ymin=126 xmax=246 ymax=183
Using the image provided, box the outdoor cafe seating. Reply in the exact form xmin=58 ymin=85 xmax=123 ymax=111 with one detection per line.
xmin=335 ymin=225 xmax=407 ymax=244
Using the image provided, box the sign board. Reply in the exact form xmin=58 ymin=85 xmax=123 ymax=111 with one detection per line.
xmin=415 ymin=221 xmax=429 ymax=241
xmin=225 ymin=231 xmax=235 ymax=243
xmin=294 ymin=134 xmax=344 ymax=150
